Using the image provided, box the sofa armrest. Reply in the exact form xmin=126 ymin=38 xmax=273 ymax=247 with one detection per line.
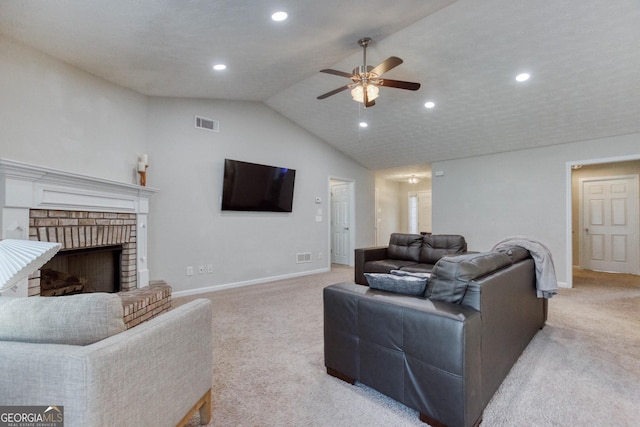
xmin=354 ymin=246 xmax=388 ymax=285
xmin=0 ymin=299 xmax=213 ymax=427
xmin=324 ymin=282 xmax=482 ymax=427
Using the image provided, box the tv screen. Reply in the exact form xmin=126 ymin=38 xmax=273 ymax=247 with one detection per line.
xmin=221 ymin=159 xmax=296 ymax=212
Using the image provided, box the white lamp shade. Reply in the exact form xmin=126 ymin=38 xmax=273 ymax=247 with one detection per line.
xmin=0 ymin=239 xmax=61 ymax=293
xmin=351 ymin=84 xmax=379 ymax=103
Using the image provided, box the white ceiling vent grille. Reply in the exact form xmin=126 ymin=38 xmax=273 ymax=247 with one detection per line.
xmin=195 ymin=116 xmax=220 ymax=132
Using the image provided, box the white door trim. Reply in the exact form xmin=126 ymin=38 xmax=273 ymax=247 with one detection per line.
xmin=328 ymin=176 xmax=355 ymax=267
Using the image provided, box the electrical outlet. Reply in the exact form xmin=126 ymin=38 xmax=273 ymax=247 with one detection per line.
xmin=207 ymin=264 xmax=213 ymax=273
xmin=186 ymin=266 xmax=194 ymax=276
xmin=198 ymin=265 xmax=204 ymax=274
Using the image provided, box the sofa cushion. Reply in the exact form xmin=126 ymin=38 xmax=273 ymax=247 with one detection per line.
xmin=364 ymin=259 xmax=418 ymax=274
xmin=427 ymin=252 xmax=512 ymax=304
xmin=419 ymin=234 xmax=467 ymax=264
xmin=0 ymin=293 xmax=125 ymax=345
xmin=364 ymin=273 xmax=428 ymax=296
xmin=397 ymin=263 xmax=436 ymax=275
xmin=387 ymin=233 xmax=423 ymax=263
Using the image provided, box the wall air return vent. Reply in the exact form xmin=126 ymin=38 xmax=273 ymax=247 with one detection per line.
xmin=296 ymin=252 xmax=312 ymax=264
xmin=195 ymin=116 xmax=220 ymax=132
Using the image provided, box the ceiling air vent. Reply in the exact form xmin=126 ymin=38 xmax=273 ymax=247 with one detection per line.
xmin=195 ymin=116 xmax=220 ymax=132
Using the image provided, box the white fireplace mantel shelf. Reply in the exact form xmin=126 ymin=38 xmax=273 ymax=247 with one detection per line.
xmin=0 ymin=158 xmax=158 ymax=297
xmin=0 ymin=158 xmax=157 ymax=213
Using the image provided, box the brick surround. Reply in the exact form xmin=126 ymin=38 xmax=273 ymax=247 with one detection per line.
xmin=28 ymin=209 xmax=138 ymax=296
xmin=120 ymin=281 xmax=172 ymax=329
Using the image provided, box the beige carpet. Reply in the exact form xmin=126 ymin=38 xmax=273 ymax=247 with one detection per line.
xmin=176 ymin=266 xmax=640 ymax=426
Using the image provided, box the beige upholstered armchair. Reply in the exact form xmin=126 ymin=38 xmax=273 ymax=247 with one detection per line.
xmin=0 ymin=293 xmax=213 ymax=427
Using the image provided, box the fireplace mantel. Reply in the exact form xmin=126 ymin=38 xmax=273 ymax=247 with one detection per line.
xmin=0 ymin=158 xmax=158 ymax=297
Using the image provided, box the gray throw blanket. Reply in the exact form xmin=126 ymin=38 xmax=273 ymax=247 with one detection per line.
xmin=492 ymin=237 xmax=558 ymax=298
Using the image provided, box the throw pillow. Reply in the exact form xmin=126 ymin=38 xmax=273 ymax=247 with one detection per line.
xmin=365 ymin=273 xmax=428 ymax=296
xmin=0 ymin=293 xmax=125 ymax=345
xmin=390 ymin=269 xmax=431 ymax=279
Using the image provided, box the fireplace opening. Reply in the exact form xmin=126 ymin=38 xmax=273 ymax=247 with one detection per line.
xmin=40 ymin=245 xmax=123 ymax=296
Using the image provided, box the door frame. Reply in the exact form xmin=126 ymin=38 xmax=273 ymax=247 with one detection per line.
xmin=566 ymin=154 xmax=640 ymax=288
xmin=328 ymin=176 xmax=355 ymax=267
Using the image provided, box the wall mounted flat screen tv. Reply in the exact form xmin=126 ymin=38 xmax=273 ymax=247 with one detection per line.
xmin=221 ymin=159 xmax=296 ymax=212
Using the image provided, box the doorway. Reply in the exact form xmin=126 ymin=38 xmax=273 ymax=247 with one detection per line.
xmin=408 ymin=190 xmax=433 ymax=234
xmin=330 ymin=179 xmax=354 ymax=266
xmin=569 ymin=158 xmax=640 ymax=287
xmin=579 ymin=175 xmax=639 ymax=274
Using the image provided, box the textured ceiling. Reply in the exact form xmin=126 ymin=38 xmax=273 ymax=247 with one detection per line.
xmin=1 ymin=0 xmax=639 ymax=180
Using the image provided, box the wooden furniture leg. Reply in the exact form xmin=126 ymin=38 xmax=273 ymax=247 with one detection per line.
xmin=177 ymin=388 xmax=212 ymax=426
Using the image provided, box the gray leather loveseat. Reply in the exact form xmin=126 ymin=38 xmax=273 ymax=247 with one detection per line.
xmin=355 ymin=233 xmax=467 ymax=285
xmin=324 ymin=248 xmax=547 ymax=427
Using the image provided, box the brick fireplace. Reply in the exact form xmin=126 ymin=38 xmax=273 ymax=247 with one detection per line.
xmin=0 ymin=158 xmax=156 ymax=297
xmin=29 ymin=209 xmax=137 ymax=295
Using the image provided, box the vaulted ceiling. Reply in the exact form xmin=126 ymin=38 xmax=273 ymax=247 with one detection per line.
xmin=1 ymin=0 xmax=639 ymax=179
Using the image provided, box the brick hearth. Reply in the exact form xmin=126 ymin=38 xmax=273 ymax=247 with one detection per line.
xmin=120 ymin=281 xmax=172 ymax=329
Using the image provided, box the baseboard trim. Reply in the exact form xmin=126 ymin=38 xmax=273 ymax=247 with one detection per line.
xmin=172 ymin=267 xmax=331 ymax=298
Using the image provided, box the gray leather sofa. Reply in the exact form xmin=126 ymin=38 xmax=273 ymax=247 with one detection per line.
xmin=355 ymin=233 xmax=467 ymax=285
xmin=324 ymin=248 xmax=547 ymax=427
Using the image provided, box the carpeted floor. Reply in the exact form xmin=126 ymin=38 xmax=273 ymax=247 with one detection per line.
xmin=176 ymin=266 xmax=640 ymax=427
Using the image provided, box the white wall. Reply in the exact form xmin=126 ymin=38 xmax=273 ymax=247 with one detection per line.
xmin=0 ymin=36 xmax=148 ymax=181
xmin=432 ymin=133 xmax=640 ymax=285
xmin=0 ymin=35 xmax=376 ymax=295
xmin=145 ymin=97 xmax=375 ymax=293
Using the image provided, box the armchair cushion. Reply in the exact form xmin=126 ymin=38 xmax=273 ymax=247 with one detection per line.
xmin=0 ymin=293 xmax=125 ymax=345
xmin=427 ymin=252 xmax=512 ymax=304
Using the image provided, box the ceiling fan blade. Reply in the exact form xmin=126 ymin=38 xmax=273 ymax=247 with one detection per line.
xmin=379 ymin=79 xmax=421 ymax=91
xmin=317 ymin=85 xmax=350 ymax=100
xmin=363 ymin=87 xmax=375 ymax=108
xmin=370 ymin=56 xmax=403 ymax=76
xmin=320 ymin=69 xmax=354 ymax=78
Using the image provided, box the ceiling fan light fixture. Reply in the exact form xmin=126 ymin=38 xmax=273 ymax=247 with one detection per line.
xmin=408 ymin=175 xmax=419 ymax=184
xmin=351 ymin=84 xmax=379 ymax=103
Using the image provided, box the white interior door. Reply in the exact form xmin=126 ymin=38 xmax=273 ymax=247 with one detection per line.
xmin=581 ymin=175 xmax=640 ymax=274
xmin=331 ymin=182 xmax=351 ymax=265
xmin=417 ymin=190 xmax=432 ymax=234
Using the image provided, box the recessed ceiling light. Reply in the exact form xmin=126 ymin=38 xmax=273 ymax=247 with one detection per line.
xmin=359 ymin=122 xmax=368 ymax=128
xmin=213 ymin=64 xmax=226 ymax=71
xmin=516 ymin=73 xmax=530 ymax=82
xmin=272 ymin=11 xmax=288 ymax=21
xmin=424 ymin=101 xmax=435 ymax=109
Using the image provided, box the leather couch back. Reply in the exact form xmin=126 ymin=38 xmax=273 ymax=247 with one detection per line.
xmin=420 ymin=234 xmax=467 ymax=264
xmin=428 ymin=252 xmax=513 ymax=306
xmin=387 ymin=233 xmax=423 ymax=262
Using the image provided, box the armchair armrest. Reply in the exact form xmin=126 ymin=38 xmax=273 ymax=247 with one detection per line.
xmin=354 ymin=246 xmax=388 ymax=285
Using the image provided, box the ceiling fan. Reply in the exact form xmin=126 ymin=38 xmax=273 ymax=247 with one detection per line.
xmin=317 ymin=37 xmax=421 ymax=108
